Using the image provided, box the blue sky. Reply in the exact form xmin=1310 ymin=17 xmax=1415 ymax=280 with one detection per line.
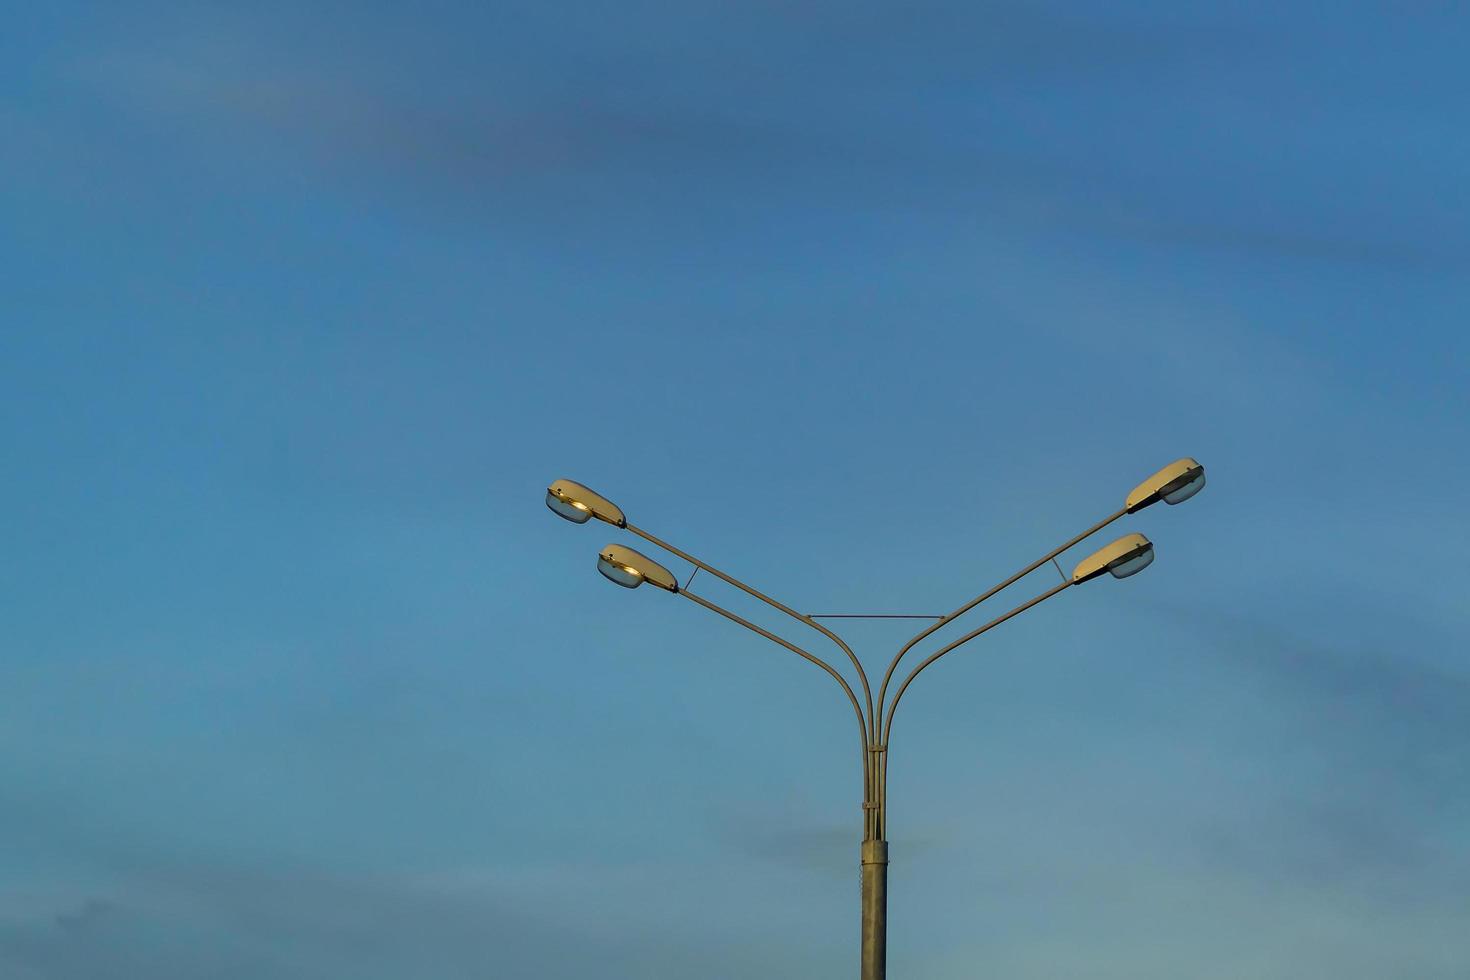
xmin=3 ymin=2 xmax=1468 ymax=977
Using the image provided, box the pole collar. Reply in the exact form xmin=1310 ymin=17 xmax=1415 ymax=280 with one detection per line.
xmin=861 ymin=840 xmax=889 ymax=865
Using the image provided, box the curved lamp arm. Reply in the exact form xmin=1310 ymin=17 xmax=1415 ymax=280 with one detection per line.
xmin=881 ymin=579 xmax=1073 ymax=747
xmin=874 ymin=579 xmax=1072 ymax=839
xmin=874 ymin=507 xmax=1125 ymax=723
xmin=629 ymin=522 xmax=875 ymax=742
xmin=680 ymin=588 xmax=873 ymax=822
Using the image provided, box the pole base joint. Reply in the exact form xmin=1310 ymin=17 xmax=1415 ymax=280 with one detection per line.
xmin=861 ymin=839 xmax=889 ymax=866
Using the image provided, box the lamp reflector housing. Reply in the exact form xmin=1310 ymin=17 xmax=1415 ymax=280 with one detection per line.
xmin=1073 ymin=533 xmax=1155 ymax=583
xmin=1107 ymin=544 xmax=1155 ymax=578
xmin=597 ymin=544 xmax=679 ymax=592
xmin=546 ymin=479 xmax=627 ymax=527
xmin=546 ymin=491 xmax=592 ymax=523
xmin=1126 ymin=458 xmax=1205 ymax=513
xmin=598 ymin=555 xmax=643 ymax=588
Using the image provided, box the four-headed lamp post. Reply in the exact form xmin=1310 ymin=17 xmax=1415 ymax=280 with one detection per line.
xmin=544 ymin=458 xmax=1207 ymax=979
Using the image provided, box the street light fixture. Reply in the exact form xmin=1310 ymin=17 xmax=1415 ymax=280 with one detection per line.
xmin=1125 ymin=457 xmax=1206 ymax=512
xmin=597 ymin=543 xmax=679 ymax=592
xmin=544 ymin=459 xmax=1206 ymax=980
xmin=1071 ymin=532 xmax=1155 ymax=583
xmin=546 ymin=479 xmax=626 ymax=527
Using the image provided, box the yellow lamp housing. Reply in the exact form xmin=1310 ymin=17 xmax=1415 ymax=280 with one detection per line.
xmin=1125 ymin=458 xmax=1206 ymax=513
xmin=597 ymin=544 xmax=679 ymax=592
xmin=1073 ymin=533 xmax=1155 ymax=583
xmin=546 ymin=479 xmax=627 ymax=527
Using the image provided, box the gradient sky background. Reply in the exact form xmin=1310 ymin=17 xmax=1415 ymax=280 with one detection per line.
xmin=4 ymin=2 xmax=1469 ymax=978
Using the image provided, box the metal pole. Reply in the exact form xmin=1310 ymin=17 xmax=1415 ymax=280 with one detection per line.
xmin=861 ymin=839 xmax=888 ymax=980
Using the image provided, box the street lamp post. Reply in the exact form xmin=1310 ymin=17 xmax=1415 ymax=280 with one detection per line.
xmin=544 ymin=459 xmax=1207 ymax=979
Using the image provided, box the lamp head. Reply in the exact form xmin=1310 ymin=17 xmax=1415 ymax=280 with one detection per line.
xmin=1125 ymin=458 xmax=1205 ymax=513
xmin=1072 ymin=533 xmax=1155 ymax=583
xmin=597 ymin=544 xmax=679 ymax=592
xmin=546 ymin=479 xmax=626 ymax=527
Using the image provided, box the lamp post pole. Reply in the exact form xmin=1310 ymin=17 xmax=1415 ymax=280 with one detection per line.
xmin=861 ymin=836 xmax=888 ymax=980
xmin=544 ymin=459 xmax=1206 ymax=979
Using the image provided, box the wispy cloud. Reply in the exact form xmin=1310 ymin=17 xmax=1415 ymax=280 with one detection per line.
xmin=1140 ymin=597 xmax=1470 ymax=900
xmin=54 ymin=7 xmax=1466 ymax=273
xmin=0 ymin=784 xmax=837 ymax=980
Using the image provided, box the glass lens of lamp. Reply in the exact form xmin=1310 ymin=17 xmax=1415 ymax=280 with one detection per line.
xmin=1161 ymin=471 xmax=1205 ymax=505
xmin=547 ymin=491 xmax=593 ymax=523
xmin=1108 ymin=546 xmax=1154 ymax=579
xmin=597 ymin=555 xmax=643 ymax=588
